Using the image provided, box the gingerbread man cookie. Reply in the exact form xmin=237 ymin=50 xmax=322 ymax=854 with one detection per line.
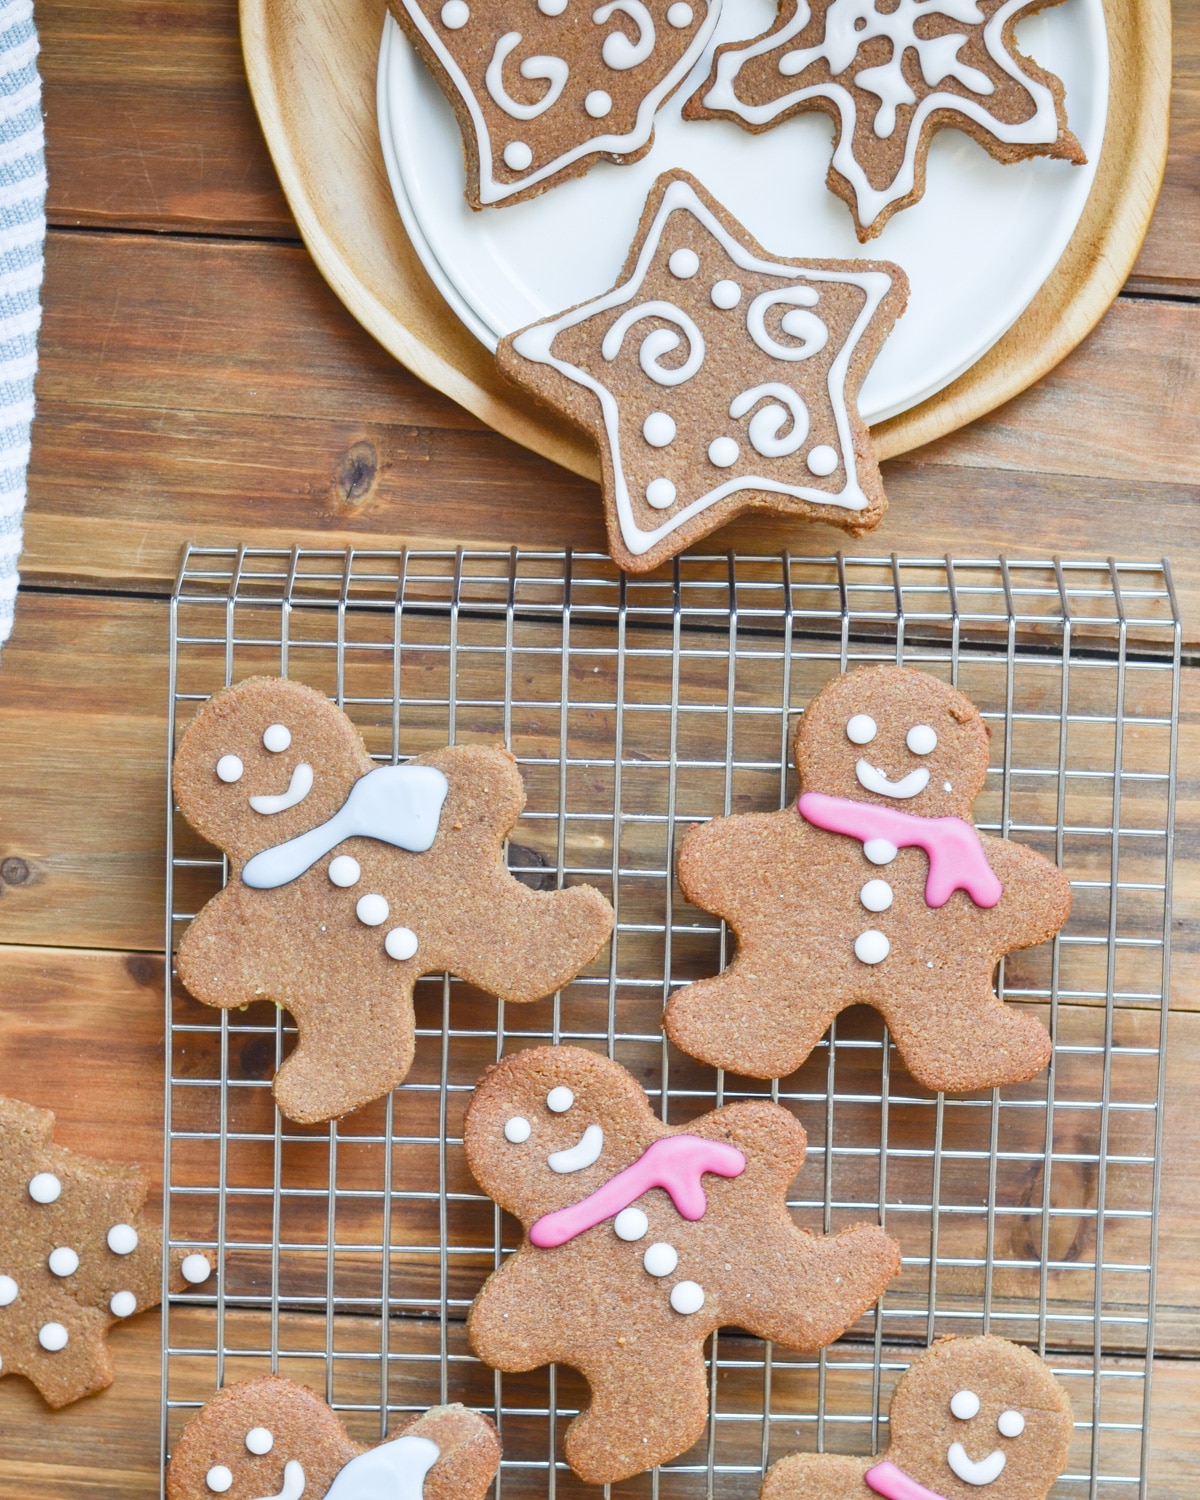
xmin=0 ymin=1094 xmax=202 ymax=1407
xmin=173 ymin=677 xmax=614 ymax=1124
xmin=464 ymin=1045 xmax=901 ymax=1483
xmin=668 ymin=666 xmax=1071 ymax=1092
xmin=689 ymin=0 xmax=1086 ymax=241
xmin=166 ymin=1375 xmax=501 ymax=1499
xmin=761 ymin=1336 xmax=1072 ymax=1500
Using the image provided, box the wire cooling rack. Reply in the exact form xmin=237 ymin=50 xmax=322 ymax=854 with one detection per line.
xmin=163 ymin=547 xmax=1181 ymax=1499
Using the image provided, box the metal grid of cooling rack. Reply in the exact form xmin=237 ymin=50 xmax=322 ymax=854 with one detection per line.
xmin=163 ymin=547 xmax=1180 ymax=1500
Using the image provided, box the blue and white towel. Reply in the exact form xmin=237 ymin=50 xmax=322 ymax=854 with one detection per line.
xmin=0 ymin=0 xmax=43 ymax=646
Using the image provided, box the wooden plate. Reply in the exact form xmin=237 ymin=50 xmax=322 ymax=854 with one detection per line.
xmin=240 ymin=0 xmax=1169 ymax=479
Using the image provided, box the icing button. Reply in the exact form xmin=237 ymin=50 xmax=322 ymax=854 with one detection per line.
xmin=107 ymin=1224 xmax=139 ymax=1256
xmin=643 ymin=1242 xmax=678 ymax=1277
xmin=0 ymin=1275 xmax=17 ymax=1305
xmin=711 ymin=278 xmax=741 ymax=309
xmin=708 ymin=436 xmax=739 ymax=468
xmin=864 ymin=838 xmax=898 ymax=865
xmin=585 ymin=89 xmax=613 ymax=118
xmin=503 ymin=141 xmax=533 ymax=171
xmin=614 ymin=1207 xmax=648 ymax=1241
xmin=384 ymin=925 xmax=418 ymax=960
xmin=645 ymin=478 xmax=676 ymax=509
xmin=643 ymin=411 xmax=676 ymax=447
xmin=855 ymin=929 xmax=890 ymax=965
xmin=110 ymin=1290 xmax=137 ymax=1318
xmin=670 ymin=1279 xmax=705 ymax=1314
xmin=807 ymin=444 xmax=839 ymax=476
xmin=441 ymin=0 xmax=470 ymax=24
xmin=667 ymin=1 xmax=694 ymax=23
xmin=38 ymin=1322 xmax=69 ymax=1352
xmin=28 ymin=1172 xmax=62 ymax=1204
xmin=538 ymin=0 xmax=568 ymax=11
xmin=356 ymin=893 xmax=389 ymax=927
xmin=860 ymin=878 xmax=893 ymax=913
xmin=48 ymin=1247 xmax=79 ymax=1277
xmin=328 ymin=855 xmax=361 ymax=887
xmin=668 ymin=247 xmax=700 ymax=279
xmin=181 ymin=1253 xmax=212 ymax=1284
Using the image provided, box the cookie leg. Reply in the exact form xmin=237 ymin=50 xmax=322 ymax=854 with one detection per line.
xmin=564 ymin=1350 xmax=710 ymax=1484
xmin=740 ymin=1223 xmax=900 ymax=1351
xmin=664 ymin=966 xmax=840 ymax=1080
xmin=272 ymin=990 xmax=416 ymax=1123
xmin=453 ymin=880 xmax=614 ymax=1004
xmin=882 ymin=984 xmax=1053 ymax=1093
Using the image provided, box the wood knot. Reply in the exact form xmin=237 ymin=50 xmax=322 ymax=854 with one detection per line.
xmin=333 ymin=439 xmax=379 ymax=511
xmin=0 ymin=856 xmax=30 ymax=885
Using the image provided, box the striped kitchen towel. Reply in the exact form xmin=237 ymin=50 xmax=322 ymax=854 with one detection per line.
xmin=0 ymin=0 xmax=44 ymax=646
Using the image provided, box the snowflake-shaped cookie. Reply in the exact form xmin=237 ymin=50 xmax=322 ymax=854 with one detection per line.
xmin=689 ymin=0 xmax=1086 ymax=239
xmin=497 ymin=170 xmax=907 ymax=572
xmin=392 ymin=0 xmax=720 ymax=207
xmin=0 ymin=1095 xmax=204 ymax=1407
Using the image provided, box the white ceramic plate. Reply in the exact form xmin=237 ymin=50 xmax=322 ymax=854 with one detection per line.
xmin=378 ymin=0 xmax=1107 ymax=424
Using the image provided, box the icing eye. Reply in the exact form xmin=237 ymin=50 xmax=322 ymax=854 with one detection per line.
xmin=246 ymin=1426 xmax=275 ymax=1454
xmin=216 ymin=754 xmax=244 ymax=783
xmin=907 ymin=724 xmax=937 ymax=755
xmin=262 ymin=723 xmax=292 ymax=753
xmin=846 ymin=714 xmax=876 ymax=745
xmin=504 ymin=1116 xmax=531 ymax=1143
xmin=997 ymin=1409 xmax=1025 ymax=1438
xmin=950 ymin=1389 xmax=981 ymax=1420
xmin=546 ymin=1086 xmax=574 ymax=1113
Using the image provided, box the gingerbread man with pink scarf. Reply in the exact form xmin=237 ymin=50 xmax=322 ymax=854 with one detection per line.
xmin=668 ymin=666 xmax=1071 ymax=1094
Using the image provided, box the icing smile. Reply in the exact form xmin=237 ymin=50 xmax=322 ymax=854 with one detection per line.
xmin=946 ymin=1442 xmax=1006 ymax=1486
xmin=548 ymin=1124 xmax=604 ymax=1174
xmin=250 ymin=763 xmax=314 ymax=815
xmin=855 ymin=759 xmax=930 ymax=799
xmin=250 ymin=1460 xmax=306 ymax=1500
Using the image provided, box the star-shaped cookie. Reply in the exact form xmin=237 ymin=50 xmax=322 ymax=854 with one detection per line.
xmin=497 ymin=170 xmax=907 ymax=573
xmin=688 ymin=0 xmax=1086 ymax=240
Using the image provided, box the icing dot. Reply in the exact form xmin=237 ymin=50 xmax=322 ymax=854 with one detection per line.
xmin=0 ymin=1275 xmax=16 ymax=1305
xmin=846 ymin=714 xmax=876 ymax=745
xmin=907 ymin=724 xmax=937 ymax=755
xmin=711 ymin=279 xmax=741 ymax=309
xmin=504 ymin=1116 xmax=531 ymax=1143
xmin=538 ymin=0 xmax=568 ymax=11
xmin=48 ymin=1247 xmax=79 ymax=1278
xmin=855 ymin=929 xmax=890 ymax=965
xmin=667 ymin=1 xmax=694 ymax=23
xmin=998 ymin=1409 xmax=1025 ymax=1438
xmin=206 ymin=1467 xmax=234 ymax=1494
xmin=807 ymin=444 xmax=839 ymax=476
xmin=181 ymin=1253 xmax=212 ymax=1284
xmin=951 ymin=1389 xmax=981 ymax=1420
xmin=110 ymin=1290 xmax=137 ymax=1318
xmin=944 ymin=781 xmax=953 ymax=792
xmin=107 ymin=1224 xmax=139 ymax=1256
xmin=708 ymin=437 xmax=739 ymax=468
xmin=29 ymin=1172 xmax=62 ymax=1204
xmin=585 ymin=89 xmax=612 ymax=118
xmin=670 ymin=1280 xmax=705 ymax=1314
xmin=38 ymin=1322 xmax=69 ymax=1352
xmin=864 ymin=838 xmax=898 ymax=865
xmin=614 ymin=1207 xmax=648 ymax=1241
xmin=860 ymin=879 xmax=893 ymax=913
xmin=645 ymin=478 xmax=676 ymax=509
xmin=441 ymin=0 xmax=470 ymax=24
xmin=356 ymin=893 xmax=389 ymax=926
xmin=246 ymin=1427 xmax=275 ymax=1455
xmin=384 ymin=926 xmax=419 ymax=961
xmin=504 ymin=141 xmax=533 ymax=171
xmin=643 ymin=411 xmax=676 ymax=447
xmin=668 ymin=248 xmax=700 ymax=279
xmin=328 ymin=855 xmax=361 ymax=887
xmin=643 ymin=1242 xmax=678 ymax=1277
xmin=262 ymin=723 xmax=291 ymax=753
xmin=546 ymin=1086 xmax=574 ymax=1113
xmin=215 ymin=755 xmax=244 ymax=784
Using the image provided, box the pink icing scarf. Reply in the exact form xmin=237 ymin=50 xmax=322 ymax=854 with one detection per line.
xmin=865 ymin=1460 xmax=949 ymax=1500
xmin=528 ymin=1134 xmax=746 ymax=1249
xmin=797 ymin=792 xmax=1002 ymax=909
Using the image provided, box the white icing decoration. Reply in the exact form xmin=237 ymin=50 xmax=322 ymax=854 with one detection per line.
xmin=998 ymin=1410 xmax=1025 ymax=1438
xmin=585 ymin=89 xmax=613 ymax=117
xmin=356 ymin=893 xmax=389 ymax=926
xmin=864 ymin=837 xmax=898 ymax=865
xmin=539 ymin=0 xmax=568 ymax=12
xmin=947 ymin=1442 xmax=1006 ymax=1486
xmin=646 ymin=478 xmax=676 ymax=508
xmin=0 ymin=1275 xmax=16 ymax=1305
xmin=246 ymin=1427 xmax=275 ymax=1455
xmin=670 ymin=1279 xmax=705 ymax=1314
xmin=548 ymin=1123 xmax=604 ymax=1172
xmin=110 ymin=1290 xmax=137 ymax=1318
xmin=248 ymin=1463 xmax=305 ymax=1500
xmin=249 ymin=762 xmax=314 ymax=815
xmin=441 ymin=0 xmax=469 ymax=25
xmin=328 ymin=855 xmax=361 ymax=887
xmin=855 ymin=929 xmax=890 ymax=964
xmin=856 ymin=759 xmax=930 ymax=799
xmin=486 ymin=33 xmax=570 ymax=120
xmin=48 ymin=1247 xmax=79 ymax=1277
xmin=668 ymin=247 xmax=699 ymax=278
xmin=708 ymin=437 xmax=739 ymax=468
xmin=667 ymin=0 xmax=693 ymax=24
xmin=325 ymin=1435 xmax=440 ymax=1500
xmin=704 ymin=0 xmax=1067 ymax=231
xmin=601 ymin=300 xmax=705 ymax=387
xmin=216 ymin=755 xmax=244 ymax=784
xmin=29 ymin=1172 xmax=62 ymax=1204
xmin=504 ymin=1116 xmax=532 ymax=1143
xmin=730 ymin=382 xmax=809 ymax=458
xmin=846 ymin=714 xmax=876 ymax=744
xmin=206 ymin=1467 xmax=234 ymax=1495
xmin=643 ymin=411 xmax=676 ymax=446
xmin=860 ymin=879 xmax=893 ymax=913
xmin=181 ymin=1253 xmax=212 ymax=1284
xmin=242 ymin=764 xmax=449 ymax=889
xmin=547 ymin=1086 xmax=575 ymax=1113
xmin=509 ymin=180 xmax=894 ymax=555
xmin=907 ymin=724 xmax=937 ymax=754
xmin=710 ymin=278 xmax=741 ymax=309
xmin=614 ymin=1207 xmax=649 ymax=1240
xmin=38 ymin=1322 xmax=69 ymax=1352
xmin=593 ymin=0 xmax=656 ymax=70
xmin=807 ymin=444 xmax=839 ymax=476
xmin=384 ymin=926 xmax=419 ymax=960
xmin=262 ymin=723 xmax=292 ymax=753
xmin=746 ymin=288 xmax=827 ymax=362
xmin=643 ymin=1242 xmax=678 ymax=1276
xmin=504 ymin=140 xmax=533 ymax=170
xmin=107 ymin=1224 xmax=139 ymax=1255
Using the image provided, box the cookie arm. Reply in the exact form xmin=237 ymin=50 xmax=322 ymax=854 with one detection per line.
xmin=467 ymin=1250 xmax=578 ymax=1371
xmin=762 ymin=1452 xmax=875 ymax=1499
xmin=982 ymin=838 xmax=1073 ymax=950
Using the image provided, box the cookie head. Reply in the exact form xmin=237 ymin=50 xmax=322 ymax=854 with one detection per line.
xmin=886 ymin=1338 xmax=1073 ymax=1500
xmin=464 ymin=1046 xmax=652 ymax=1223
xmin=795 ymin=666 xmax=990 ymax=820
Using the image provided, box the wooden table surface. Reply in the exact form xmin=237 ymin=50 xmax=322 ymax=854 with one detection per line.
xmin=0 ymin=1 xmax=1196 ymax=1494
